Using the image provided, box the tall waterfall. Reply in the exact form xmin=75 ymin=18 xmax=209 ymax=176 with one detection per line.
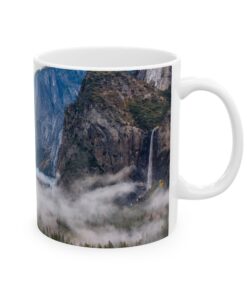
xmin=146 ymin=127 xmax=158 ymax=190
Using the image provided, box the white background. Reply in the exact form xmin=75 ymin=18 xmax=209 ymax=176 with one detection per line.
xmin=0 ymin=0 xmax=246 ymax=295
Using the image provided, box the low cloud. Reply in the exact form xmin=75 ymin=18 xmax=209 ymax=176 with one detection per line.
xmin=37 ymin=167 xmax=169 ymax=247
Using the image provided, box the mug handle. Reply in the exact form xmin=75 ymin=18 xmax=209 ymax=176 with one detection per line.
xmin=178 ymin=78 xmax=243 ymax=199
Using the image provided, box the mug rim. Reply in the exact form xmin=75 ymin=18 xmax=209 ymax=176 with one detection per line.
xmin=34 ymin=46 xmax=180 ymax=71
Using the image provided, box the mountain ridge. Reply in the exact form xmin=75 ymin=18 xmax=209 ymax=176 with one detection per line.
xmin=35 ymin=67 xmax=85 ymax=177
xmin=56 ymin=71 xmax=171 ymax=190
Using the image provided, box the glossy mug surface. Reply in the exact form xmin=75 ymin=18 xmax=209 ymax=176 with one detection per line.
xmin=34 ymin=47 xmax=242 ymax=248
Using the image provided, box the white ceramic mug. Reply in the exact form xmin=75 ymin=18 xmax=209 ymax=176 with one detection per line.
xmin=34 ymin=47 xmax=243 ymax=248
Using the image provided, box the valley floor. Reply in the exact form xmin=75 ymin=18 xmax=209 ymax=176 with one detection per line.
xmin=37 ymin=170 xmax=169 ymax=248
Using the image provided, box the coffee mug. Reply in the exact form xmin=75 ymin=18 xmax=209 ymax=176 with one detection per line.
xmin=34 ymin=47 xmax=243 ymax=248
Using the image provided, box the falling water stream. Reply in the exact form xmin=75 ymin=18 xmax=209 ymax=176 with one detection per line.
xmin=146 ymin=127 xmax=158 ymax=190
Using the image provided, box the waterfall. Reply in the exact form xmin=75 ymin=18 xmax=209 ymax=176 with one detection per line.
xmin=146 ymin=127 xmax=158 ymax=190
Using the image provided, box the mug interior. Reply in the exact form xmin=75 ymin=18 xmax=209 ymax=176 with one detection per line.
xmin=34 ymin=47 xmax=178 ymax=70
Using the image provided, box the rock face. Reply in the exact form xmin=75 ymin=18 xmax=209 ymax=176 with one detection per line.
xmin=56 ymin=71 xmax=171 ymax=189
xmin=135 ymin=67 xmax=172 ymax=92
xmin=34 ymin=68 xmax=85 ymax=177
xmin=153 ymin=118 xmax=170 ymax=186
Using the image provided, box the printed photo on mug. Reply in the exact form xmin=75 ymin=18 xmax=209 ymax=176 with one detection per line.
xmin=34 ymin=47 xmax=243 ymax=248
xmin=35 ymin=65 xmax=171 ymax=247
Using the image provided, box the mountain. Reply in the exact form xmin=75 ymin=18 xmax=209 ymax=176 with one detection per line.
xmin=132 ymin=67 xmax=172 ymax=92
xmin=34 ymin=67 xmax=85 ymax=177
xmin=56 ymin=71 xmax=171 ymax=190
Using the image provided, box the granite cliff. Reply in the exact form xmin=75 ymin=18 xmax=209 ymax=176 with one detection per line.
xmin=56 ymin=70 xmax=171 ymax=190
xmin=35 ymin=68 xmax=85 ymax=177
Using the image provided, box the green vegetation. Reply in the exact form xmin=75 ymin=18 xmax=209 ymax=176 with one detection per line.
xmin=38 ymin=225 xmax=71 ymax=245
xmin=39 ymin=226 xmax=141 ymax=248
xmin=128 ymin=98 xmax=169 ymax=130
xmin=141 ymin=181 xmax=160 ymax=200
